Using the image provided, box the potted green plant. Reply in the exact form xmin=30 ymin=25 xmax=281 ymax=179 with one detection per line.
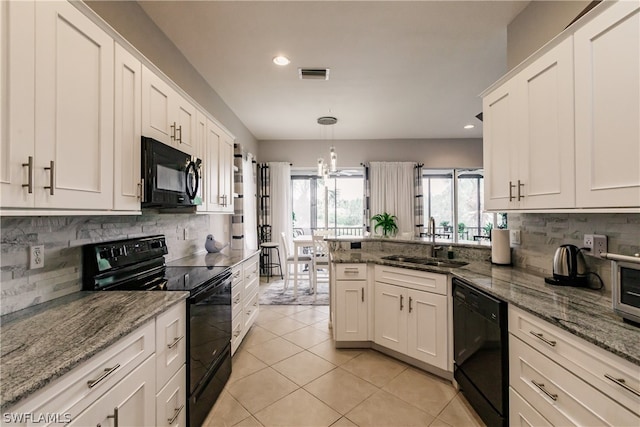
xmin=440 ymin=220 xmax=451 ymax=232
xmin=371 ymin=212 xmax=399 ymax=237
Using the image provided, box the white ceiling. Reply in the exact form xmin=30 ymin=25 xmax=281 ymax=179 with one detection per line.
xmin=138 ymin=1 xmax=529 ymax=141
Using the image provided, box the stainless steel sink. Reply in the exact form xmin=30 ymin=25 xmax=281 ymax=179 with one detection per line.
xmin=381 ymin=254 xmax=468 ymax=268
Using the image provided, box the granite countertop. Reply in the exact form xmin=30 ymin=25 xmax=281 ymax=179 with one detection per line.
xmin=167 ymin=248 xmax=261 ymax=268
xmin=332 ymin=250 xmax=640 ymax=366
xmin=0 ymin=291 xmax=189 ymax=412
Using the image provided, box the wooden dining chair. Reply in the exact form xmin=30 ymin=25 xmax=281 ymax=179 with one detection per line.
xmin=312 ymin=234 xmax=330 ymax=294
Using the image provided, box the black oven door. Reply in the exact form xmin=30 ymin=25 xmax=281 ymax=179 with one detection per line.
xmin=142 ymin=136 xmax=200 ymax=208
xmin=187 ymin=271 xmax=232 ymax=427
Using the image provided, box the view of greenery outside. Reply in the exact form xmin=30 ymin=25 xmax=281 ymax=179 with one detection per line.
xmin=457 ymin=171 xmax=493 ymax=241
xmin=291 ymin=172 xmax=364 ymax=235
xmin=423 ymin=172 xmax=453 ymax=237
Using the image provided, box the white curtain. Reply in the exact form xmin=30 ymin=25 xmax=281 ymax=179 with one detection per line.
xmin=370 ymin=162 xmax=415 ymax=236
xmin=268 ymin=162 xmax=292 ymax=250
xmin=243 ymin=154 xmax=258 ymax=250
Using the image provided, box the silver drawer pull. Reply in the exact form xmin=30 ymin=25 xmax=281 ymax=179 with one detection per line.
xmin=44 ymin=160 xmax=54 ymax=195
xmin=529 ymin=330 xmax=556 ymax=347
xmin=343 ymin=268 xmax=360 ymax=273
xmin=107 ymin=407 xmax=119 ymax=427
xmin=168 ymin=404 xmax=184 ymax=424
xmin=167 ymin=335 xmax=184 ymax=349
xmin=87 ymin=364 xmax=120 ymax=388
xmin=531 ymin=380 xmax=558 ymax=401
xmin=22 ymin=156 xmax=33 ymax=193
xmin=605 ymin=374 xmax=640 ymax=397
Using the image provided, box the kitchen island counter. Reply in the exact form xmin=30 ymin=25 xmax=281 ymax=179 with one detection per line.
xmin=331 ymin=249 xmax=640 ymax=366
xmin=0 ymin=290 xmax=189 ymax=412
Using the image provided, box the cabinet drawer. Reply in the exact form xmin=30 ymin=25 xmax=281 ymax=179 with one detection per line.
xmin=231 ymin=266 xmax=243 ymax=286
xmin=375 ymin=265 xmax=447 ymax=295
xmin=244 ymin=255 xmax=259 ymax=281
xmin=243 ymin=288 xmax=259 ymax=331
xmin=509 ymin=306 xmax=640 ymax=413
xmin=8 ymin=320 xmax=155 ymax=424
xmin=231 ymin=311 xmax=244 ymax=355
xmin=509 ymin=335 xmax=639 ymax=426
xmin=336 ymin=263 xmax=367 ymax=280
xmin=156 ymin=365 xmax=187 ymax=427
xmin=509 ymin=386 xmax=552 ymax=427
xmin=156 ymin=302 xmax=186 ymax=392
xmin=232 ymin=283 xmax=243 ymax=314
xmin=244 ymin=275 xmax=259 ymax=296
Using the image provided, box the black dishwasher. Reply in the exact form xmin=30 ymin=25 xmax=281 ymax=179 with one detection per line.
xmin=453 ymin=278 xmax=508 ymax=427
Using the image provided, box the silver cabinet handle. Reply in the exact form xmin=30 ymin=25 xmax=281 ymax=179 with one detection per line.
xmin=140 ymin=178 xmax=145 ymax=202
xmin=87 ymin=364 xmax=120 ymax=388
xmin=137 ymin=181 xmax=142 ymax=200
xmin=604 ymin=374 xmax=640 ymax=397
xmin=529 ymin=331 xmax=556 ymax=347
xmin=22 ymin=156 xmax=33 ymax=193
xmin=176 ymin=125 xmax=182 ymax=143
xmin=518 ymin=180 xmax=525 ymax=200
xmin=400 ymin=294 xmax=404 ymax=311
xmin=44 ymin=160 xmax=54 ymax=195
xmin=168 ymin=404 xmax=184 ymax=424
xmin=361 ymin=287 xmax=364 ymax=302
xmin=531 ymin=380 xmax=557 ymax=401
xmin=107 ymin=407 xmax=119 ymax=427
xmin=167 ymin=335 xmax=184 ymax=349
xmin=170 ymin=122 xmax=176 ymax=140
xmin=409 ymin=296 xmax=413 ymax=313
xmin=509 ymin=181 xmax=515 ymax=201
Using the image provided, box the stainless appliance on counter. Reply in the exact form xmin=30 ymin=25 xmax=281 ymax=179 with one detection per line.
xmin=603 ymin=252 xmax=640 ymax=325
xmin=82 ymin=235 xmax=232 ymax=427
xmin=544 ymin=244 xmax=589 ymax=287
xmin=453 ymin=278 xmax=508 ymax=427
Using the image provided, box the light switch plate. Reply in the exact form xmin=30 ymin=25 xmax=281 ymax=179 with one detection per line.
xmin=510 ymin=229 xmax=521 ymax=245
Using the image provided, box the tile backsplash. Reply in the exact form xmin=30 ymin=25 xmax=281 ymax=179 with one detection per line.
xmin=509 ymin=213 xmax=640 ymax=291
xmin=1 ymin=213 xmax=229 ymax=315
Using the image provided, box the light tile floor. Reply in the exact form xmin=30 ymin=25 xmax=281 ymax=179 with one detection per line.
xmin=204 ymin=304 xmax=485 ymax=427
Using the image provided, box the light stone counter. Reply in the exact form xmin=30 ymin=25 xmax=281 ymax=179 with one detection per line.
xmin=331 ymin=249 xmax=640 ymax=366
xmin=0 ymin=291 xmax=189 ymax=412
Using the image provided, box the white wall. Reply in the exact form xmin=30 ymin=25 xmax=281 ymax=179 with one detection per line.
xmin=258 ymin=138 xmax=483 ymax=169
xmin=507 ymin=0 xmax=591 ymax=69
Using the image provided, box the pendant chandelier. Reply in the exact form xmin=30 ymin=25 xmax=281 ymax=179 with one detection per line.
xmin=316 ymin=116 xmax=338 ymax=181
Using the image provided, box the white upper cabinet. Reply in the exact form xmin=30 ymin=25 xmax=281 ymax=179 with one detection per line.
xmin=114 ymin=43 xmax=142 ymax=211
xmin=142 ymin=66 xmax=197 ymax=156
xmin=574 ymin=1 xmax=640 ymax=208
xmin=484 ymin=38 xmax=574 ymax=210
xmin=0 ymin=0 xmax=114 ymax=210
xmin=483 ymin=0 xmax=639 ymax=211
xmin=204 ymin=120 xmax=234 ymax=213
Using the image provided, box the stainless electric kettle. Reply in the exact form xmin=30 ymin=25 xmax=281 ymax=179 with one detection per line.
xmin=551 ymin=244 xmax=588 ymax=286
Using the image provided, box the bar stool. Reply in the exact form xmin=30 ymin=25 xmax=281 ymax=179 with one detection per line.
xmin=260 ymin=242 xmax=283 ymax=282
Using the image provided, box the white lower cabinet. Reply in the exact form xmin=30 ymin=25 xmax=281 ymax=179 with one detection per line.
xmin=373 ymin=265 xmax=448 ymax=371
xmin=69 ymin=355 xmax=156 ymax=426
xmin=509 ymin=387 xmax=552 ymax=427
xmin=335 ymin=264 xmax=369 ymax=342
xmin=3 ymin=301 xmax=187 ymax=426
xmin=231 ymin=253 xmax=260 ymax=355
xmin=508 ymin=306 xmax=640 ymax=426
xmin=156 ymin=365 xmax=187 ymax=427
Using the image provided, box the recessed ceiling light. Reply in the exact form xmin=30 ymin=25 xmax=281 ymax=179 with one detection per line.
xmin=273 ymin=56 xmax=290 ymax=66
xmin=464 ymin=124 xmax=475 ymax=129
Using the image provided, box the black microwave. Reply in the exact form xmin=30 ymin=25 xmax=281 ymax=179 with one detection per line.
xmin=141 ymin=136 xmax=201 ymax=208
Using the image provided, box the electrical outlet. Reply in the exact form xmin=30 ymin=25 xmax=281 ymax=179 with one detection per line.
xmin=510 ymin=229 xmax=521 ymax=245
xmin=30 ymin=245 xmax=44 ymax=269
xmin=583 ymin=234 xmax=608 ymax=257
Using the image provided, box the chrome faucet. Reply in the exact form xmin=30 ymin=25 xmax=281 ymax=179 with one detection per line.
xmin=428 ymin=217 xmax=442 ymax=258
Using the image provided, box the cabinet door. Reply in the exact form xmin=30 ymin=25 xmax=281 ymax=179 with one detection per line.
xmin=35 ymin=1 xmax=114 ymax=209
xmin=483 ymin=81 xmax=518 ymax=211
xmin=156 ymin=302 xmax=186 ymax=393
xmin=142 ymin=66 xmax=174 ymax=146
xmin=335 ymin=280 xmax=368 ymax=341
xmin=69 ymin=355 xmax=156 ymax=426
xmin=205 ymin=120 xmax=223 ymax=211
xmin=156 ymin=365 xmax=187 ymax=427
xmin=518 ymin=37 xmax=575 ymax=209
xmin=374 ymin=282 xmax=406 ymax=353
xmin=195 ymin=110 xmax=208 ymax=212
xmin=406 ymin=289 xmax=447 ymax=370
xmin=575 ymin=1 xmax=640 ymax=208
xmin=219 ymin=132 xmax=235 ymax=212
xmin=113 ymin=43 xmax=142 ymax=211
xmin=0 ymin=0 xmax=36 ymax=208
xmin=174 ymin=94 xmax=197 ymax=156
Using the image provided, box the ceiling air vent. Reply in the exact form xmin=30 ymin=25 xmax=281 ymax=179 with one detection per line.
xmin=299 ymin=68 xmax=330 ymax=80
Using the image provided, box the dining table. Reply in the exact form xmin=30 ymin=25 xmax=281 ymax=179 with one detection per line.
xmin=292 ymin=234 xmax=314 ymax=296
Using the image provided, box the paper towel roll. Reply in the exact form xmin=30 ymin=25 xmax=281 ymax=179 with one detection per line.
xmin=491 ymin=229 xmax=511 ymax=265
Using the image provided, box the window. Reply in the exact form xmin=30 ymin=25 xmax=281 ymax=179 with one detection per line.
xmin=423 ymin=169 xmax=505 ymax=243
xmin=291 ymin=170 xmax=364 ymax=236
